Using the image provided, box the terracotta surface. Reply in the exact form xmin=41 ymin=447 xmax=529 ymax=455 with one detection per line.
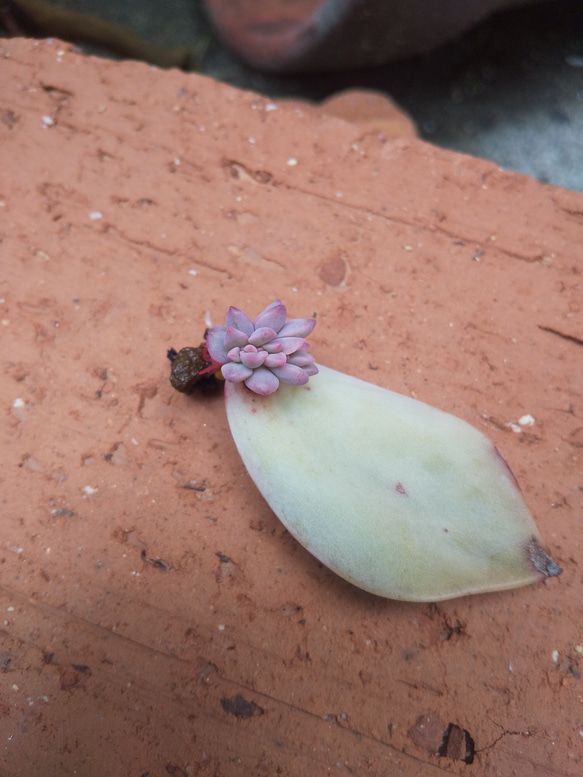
xmin=1 ymin=37 xmax=582 ymax=777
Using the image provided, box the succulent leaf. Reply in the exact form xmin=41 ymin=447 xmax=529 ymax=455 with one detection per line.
xmin=224 ymin=365 xmax=561 ymax=602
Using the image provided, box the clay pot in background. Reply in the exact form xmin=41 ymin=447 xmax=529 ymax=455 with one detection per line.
xmin=204 ymin=0 xmax=535 ymax=72
xmin=320 ymin=88 xmax=418 ymax=138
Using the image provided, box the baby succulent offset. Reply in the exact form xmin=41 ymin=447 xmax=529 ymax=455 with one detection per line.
xmin=204 ymin=301 xmax=561 ymax=602
xmin=206 ymin=300 xmax=318 ymax=395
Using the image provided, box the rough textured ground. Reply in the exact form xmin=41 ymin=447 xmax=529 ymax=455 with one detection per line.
xmin=1 ymin=37 xmax=582 ymax=777
xmin=6 ymin=0 xmax=582 ymax=191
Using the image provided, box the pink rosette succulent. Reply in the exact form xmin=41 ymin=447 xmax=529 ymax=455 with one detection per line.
xmin=205 ymin=300 xmax=318 ymax=396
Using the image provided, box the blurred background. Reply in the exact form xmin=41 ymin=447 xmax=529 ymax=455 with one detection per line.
xmin=1 ymin=0 xmax=582 ymax=191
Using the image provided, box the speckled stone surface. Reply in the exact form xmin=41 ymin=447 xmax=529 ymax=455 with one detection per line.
xmin=1 ymin=37 xmax=582 ymax=777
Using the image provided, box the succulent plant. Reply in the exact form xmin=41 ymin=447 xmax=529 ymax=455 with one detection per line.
xmin=205 ymin=300 xmax=318 ymax=396
xmin=197 ymin=301 xmax=561 ymax=601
